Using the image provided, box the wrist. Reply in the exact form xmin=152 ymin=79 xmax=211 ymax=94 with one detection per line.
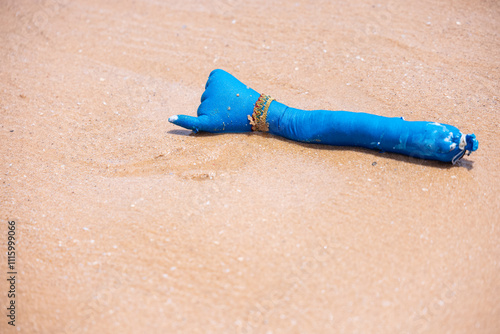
xmin=266 ymin=100 xmax=288 ymax=135
xmin=247 ymin=93 xmax=288 ymax=136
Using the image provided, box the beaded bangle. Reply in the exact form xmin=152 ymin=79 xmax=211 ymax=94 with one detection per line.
xmin=248 ymin=94 xmax=275 ymax=132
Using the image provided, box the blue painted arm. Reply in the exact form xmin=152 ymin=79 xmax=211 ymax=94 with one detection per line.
xmin=169 ymin=69 xmax=478 ymax=163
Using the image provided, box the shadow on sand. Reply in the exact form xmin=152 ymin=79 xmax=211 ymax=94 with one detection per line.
xmin=167 ymin=130 xmax=475 ymax=170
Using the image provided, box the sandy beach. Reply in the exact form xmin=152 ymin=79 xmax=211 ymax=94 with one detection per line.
xmin=1 ymin=0 xmax=499 ymax=333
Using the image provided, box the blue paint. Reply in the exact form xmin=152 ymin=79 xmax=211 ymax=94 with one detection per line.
xmin=169 ymin=69 xmax=478 ymax=163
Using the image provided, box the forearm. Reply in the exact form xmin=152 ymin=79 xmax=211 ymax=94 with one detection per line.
xmin=268 ymin=101 xmax=408 ymax=148
xmin=265 ymin=100 xmax=475 ymax=163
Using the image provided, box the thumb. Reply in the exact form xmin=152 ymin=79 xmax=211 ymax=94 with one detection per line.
xmin=168 ymin=115 xmax=207 ymax=133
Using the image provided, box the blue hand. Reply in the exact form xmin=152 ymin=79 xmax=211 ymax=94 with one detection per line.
xmin=169 ymin=69 xmax=260 ymax=133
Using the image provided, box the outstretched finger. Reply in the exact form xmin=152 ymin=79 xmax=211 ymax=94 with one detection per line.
xmin=169 ymin=115 xmax=205 ymax=133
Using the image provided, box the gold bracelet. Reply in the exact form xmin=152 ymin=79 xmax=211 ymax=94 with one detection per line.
xmin=248 ymin=94 xmax=275 ymax=132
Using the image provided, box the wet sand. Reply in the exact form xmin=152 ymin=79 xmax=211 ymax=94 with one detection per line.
xmin=1 ymin=0 xmax=499 ymax=333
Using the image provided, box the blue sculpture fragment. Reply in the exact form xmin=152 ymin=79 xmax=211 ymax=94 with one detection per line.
xmin=169 ymin=69 xmax=478 ymax=163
